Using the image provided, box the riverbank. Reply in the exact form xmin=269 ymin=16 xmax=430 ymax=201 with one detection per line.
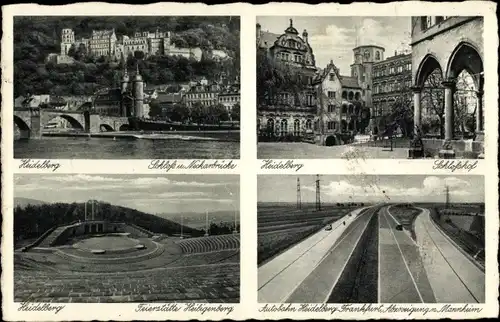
xmin=42 ymin=130 xmax=240 ymax=142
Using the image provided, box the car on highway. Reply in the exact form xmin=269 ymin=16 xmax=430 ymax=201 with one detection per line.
xmin=395 ymin=224 xmax=403 ymax=231
xmin=325 ymin=224 xmax=332 ymax=231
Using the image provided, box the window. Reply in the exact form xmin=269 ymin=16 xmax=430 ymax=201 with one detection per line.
xmin=397 ymin=66 xmax=403 ymax=73
xmin=328 ymin=91 xmax=336 ymax=99
xmin=327 ymin=104 xmax=335 ymax=113
xmin=362 ymin=89 xmax=365 ymax=96
xmin=329 ymin=73 xmax=335 ymax=81
xmin=327 ymin=121 xmax=334 ymax=130
xmin=375 ymin=51 xmax=380 ymax=60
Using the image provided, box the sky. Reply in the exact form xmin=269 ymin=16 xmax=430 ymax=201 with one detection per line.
xmin=257 ymin=16 xmax=411 ymax=75
xmin=258 ymin=175 xmax=484 ymax=204
xmin=15 ymin=174 xmax=240 ymax=215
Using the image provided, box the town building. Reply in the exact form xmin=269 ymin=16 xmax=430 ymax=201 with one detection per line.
xmin=313 ymin=60 xmax=365 ymax=145
xmin=411 ymin=16 xmax=484 ymax=154
xmin=93 ymin=66 xmax=145 ymax=118
xmin=218 ymin=84 xmax=240 ymax=114
xmin=156 ymin=92 xmax=184 ymax=117
xmin=372 ymin=52 xmax=412 ymax=134
xmin=256 ymin=19 xmax=318 ymax=139
xmin=183 ymin=82 xmax=221 ymax=108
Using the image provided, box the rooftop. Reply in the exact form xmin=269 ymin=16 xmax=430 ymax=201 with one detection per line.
xmin=340 ymin=76 xmax=361 ymax=89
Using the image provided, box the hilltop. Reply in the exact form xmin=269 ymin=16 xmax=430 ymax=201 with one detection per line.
xmin=14 ymin=200 xmax=204 ymax=241
xmin=14 ymin=16 xmax=240 ymax=97
xmin=14 ymin=197 xmax=47 ymax=208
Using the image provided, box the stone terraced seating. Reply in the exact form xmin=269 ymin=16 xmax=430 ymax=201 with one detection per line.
xmin=37 ymin=226 xmax=68 ymax=247
xmin=177 ymin=234 xmax=240 ymax=254
xmin=172 ymin=249 xmax=239 ymax=267
xmin=15 ymin=262 xmax=240 ymax=303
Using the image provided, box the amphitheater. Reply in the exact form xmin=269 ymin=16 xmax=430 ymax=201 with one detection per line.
xmin=14 ymin=220 xmax=240 ymax=303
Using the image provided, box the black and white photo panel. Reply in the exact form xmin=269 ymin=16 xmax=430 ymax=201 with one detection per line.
xmin=256 ymin=16 xmax=485 ymax=160
xmin=14 ymin=174 xmax=240 ymax=303
xmin=14 ymin=16 xmax=240 ymax=159
xmin=257 ymin=175 xmax=485 ymax=304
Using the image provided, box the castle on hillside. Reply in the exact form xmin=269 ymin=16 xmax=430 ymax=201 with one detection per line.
xmin=47 ymin=28 xmax=206 ymax=64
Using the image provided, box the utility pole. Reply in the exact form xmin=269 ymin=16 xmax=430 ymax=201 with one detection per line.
xmin=316 ymin=175 xmax=321 ymax=211
xmin=297 ymin=178 xmax=302 ymax=209
xmin=233 ymin=207 xmax=238 ymax=234
xmin=205 ymin=211 xmax=209 ymax=237
xmin=180 ymin=215 xmax=184 ymax=239
xmin=445 ymin=185 xmax=450 ymax=209
xmin=91 ymin=200 xmax=95 ymax=221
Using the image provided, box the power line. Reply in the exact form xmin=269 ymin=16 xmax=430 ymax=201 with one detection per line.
xmin=297 ymin=178 xmax=301 ymax=209
xmin=315 ymin=175 xmax=321 ymax=211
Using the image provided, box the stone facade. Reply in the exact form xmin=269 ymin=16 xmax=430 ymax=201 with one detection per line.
xmin=49 ymin=28 xmax=208 ymax=63
xmin=257 ymin=19 xmax=319 ymax=139
xmin=411 ymin=16 xmax=484 ymax=143
xmin=314 ymin=60 xmax=364 ymax=141
xmin=184 ymin=83 xmax=221 ymax=108
xmin=372 ymin=52 xmax=412 ymax=134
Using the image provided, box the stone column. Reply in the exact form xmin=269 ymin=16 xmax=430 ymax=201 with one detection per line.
xmin=442 ymin=79 xmax=456 ymax=141
xmin=475 ymin=90 xmax=484 ymax=133
xmin=411 ymin=87 xmax=422 ymax=133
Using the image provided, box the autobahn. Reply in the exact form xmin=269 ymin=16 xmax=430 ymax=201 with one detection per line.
xmin=258 ymin=205 xmax=485 ymax=303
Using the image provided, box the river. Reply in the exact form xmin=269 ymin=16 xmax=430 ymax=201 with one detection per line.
xmin=14 ymin=136 xmax=240 ymax=159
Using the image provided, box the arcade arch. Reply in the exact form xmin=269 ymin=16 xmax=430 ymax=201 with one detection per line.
xmin=413 ymin=43 xmax=484 ymax=140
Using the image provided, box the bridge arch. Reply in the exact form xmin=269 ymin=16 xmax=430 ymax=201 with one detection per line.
xmin=14 ymin=115 xmax=31 ymax=139
xmin=100 ymin=124 xmax=115 ymax=132
xmin=45 ymin=114 xmax=85 ymax=130
xmin=119 ymin=124 xmax=130 ymax=131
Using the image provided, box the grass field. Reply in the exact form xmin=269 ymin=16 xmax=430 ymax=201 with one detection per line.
xmin=428 ymin=206 xmax=485 ymax=267
xmin=388 ymin=205 xmax=421 ymax=241
xmin=257 ymin=203 xmax=358 ymax=265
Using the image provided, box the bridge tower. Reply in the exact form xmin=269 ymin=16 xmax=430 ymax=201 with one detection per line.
xmin=121 ymin=67 xmax=130 ymax=94
xmin=30 ymin=107 xmax=42 ymax=139
xmin=133 ymin=64 xmax=144 ymax=118
xmin=297 ymin=178 xmax=301 ymax=209
xmin=315 ymin=175 xmax=321 ymax=211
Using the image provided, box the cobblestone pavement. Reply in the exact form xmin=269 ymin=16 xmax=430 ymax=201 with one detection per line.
xmin=14 ymin=251 xmax=240 ymax=303
xmin=258 ymin=142 xmax=409 ymax=159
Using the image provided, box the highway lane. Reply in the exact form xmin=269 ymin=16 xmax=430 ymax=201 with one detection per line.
xmin=414 ymin=208 xmax=485 ymax=303
xmin=378 ymin=206 xmax=436 ymax=303
xmin=258 ymin=207 xmax=367 ymax=303
xmin=285 ymin=208 xmax=374 ymax=303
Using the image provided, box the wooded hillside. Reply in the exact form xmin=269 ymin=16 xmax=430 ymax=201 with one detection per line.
xmin=14 ymin=16 xmax=240 ymax=97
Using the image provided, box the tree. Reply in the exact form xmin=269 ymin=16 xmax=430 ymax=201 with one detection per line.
xmin=148 ymin=99 xmax=162 ymax=118
xmin=231 ymin=103 xmax=240 ymax=121
xmin=454 ymin=70 xmax=477 ymax=136
xmin=167 ymin=103 xmax=190 ymax=122
xmin=134 ymin=50 xmax=145 ymax=60
xmin=208 ymin=104 xmax=230 ymax=124
xmin=387 ymin=84 xmax=414 ymax=137
xmin=256 ymin=49 xmax=310 ymax=107
xmin=421 ymin=69 xmax=445 ymax=138
xmin=190 ymin=102 xmax=206 ymax=124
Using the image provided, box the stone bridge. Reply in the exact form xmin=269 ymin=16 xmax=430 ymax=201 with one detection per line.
xmin=13 ymin=108 xmax=130 ymax=139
